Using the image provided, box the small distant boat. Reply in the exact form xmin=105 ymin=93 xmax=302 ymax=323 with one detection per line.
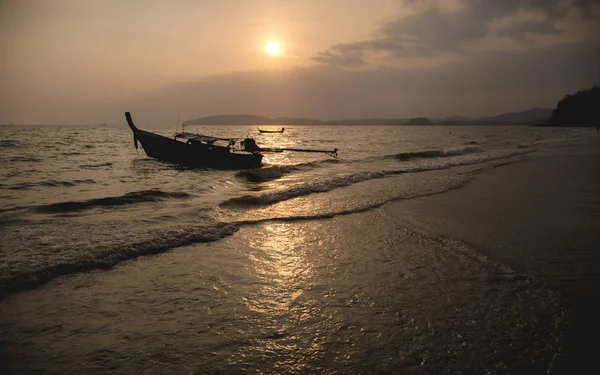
xmin=258 ymin=127 xmax=285 ymax=133
xmin=125 ymin=113 xmax=337 ymax=169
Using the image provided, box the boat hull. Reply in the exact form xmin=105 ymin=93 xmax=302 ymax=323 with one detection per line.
xmin=258 ymin=128 xmax=284 ymax=133
xmin=133 ymin=129 xmax=262 ymax=169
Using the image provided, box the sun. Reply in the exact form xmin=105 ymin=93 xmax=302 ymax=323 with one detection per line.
xmin=265 ymin=41 xmax=281 ymax=55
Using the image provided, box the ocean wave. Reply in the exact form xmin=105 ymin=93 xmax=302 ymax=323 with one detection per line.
xmin=235 ymin=165 xmax=300 ymax=182
xmin=36 ymin=189 xmax=192 ymax=213
xmin=0 ymin=140 xmax=22 ymax=148
xmin=8 ymin=156 xmax=42 ymax=162
xmin=0 ymin=223 xmax=239 ymax=297
xmin=389 ymin=146 xmax=483 ymax=161
xmin=0 ymin=152 xmax=531 ymax=297
xmin=0 ymin=205 xmax=28 ymax=214
xmin=235 ymin=159 xmax=340 ymax=182
xmin=79 ymin=162 xmax=114 ymax=169
xmin=0 ymin=179 xmax=96 ymax=190
xmin=223 ymin=171 xmax=386 ymax=207
xmin=221 ymin=149 xmax=528 ymax=208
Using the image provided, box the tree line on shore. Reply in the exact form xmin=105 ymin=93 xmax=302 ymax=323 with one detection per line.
xmin=538 ymin=86 xmax=599 ymax=127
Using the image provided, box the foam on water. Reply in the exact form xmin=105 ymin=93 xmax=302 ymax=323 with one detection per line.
xmin=222 ymin=147 xmax=529 ymax=208
xmin=0 ymin=222 xmax=239 ymax=296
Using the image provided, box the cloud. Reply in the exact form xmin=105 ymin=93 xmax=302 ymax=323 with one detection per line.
xmin=312 ymin=50 xmax=367 ymax=67
xmin=497 ymin=19 xmax=561 ymax=42
xmin=312 ymin=0 xmax=599 ymax=66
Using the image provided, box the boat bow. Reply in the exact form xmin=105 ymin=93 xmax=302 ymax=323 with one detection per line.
xmin=125 ymin=112 xmax=139 ymax=149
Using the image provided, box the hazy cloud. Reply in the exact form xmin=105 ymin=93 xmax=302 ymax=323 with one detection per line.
xmin=312 ymin=50 xmax=367 ymax=67
xmin=497 ymin=19 xmax=561 ymax=42
xmin=332 ymin=39 xmax=406 ymax=53
xmin=313 ymin=0 xmax=599 ymax=66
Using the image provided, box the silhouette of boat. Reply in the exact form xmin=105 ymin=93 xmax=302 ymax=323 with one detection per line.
xmin=126 ymin=112 xmax=262 ymax=169
xmin=258 ymin=127 xmax=285 ymax=133
xmin=126 ymin=113 xmax=337 ymax=169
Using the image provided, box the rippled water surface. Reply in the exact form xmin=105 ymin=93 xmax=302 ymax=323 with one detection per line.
xmin=0 ymin=124 xmax=595 ymax=374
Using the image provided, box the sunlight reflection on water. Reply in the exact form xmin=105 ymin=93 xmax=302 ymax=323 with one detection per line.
xmin=246 ymin=224 xmax=314 ymax=318
xmin=235 ymin=222 xmax=331 ymax=373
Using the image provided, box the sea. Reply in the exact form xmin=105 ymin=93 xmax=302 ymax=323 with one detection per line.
xmin=0 ymin=124 xmax=596 ymax=374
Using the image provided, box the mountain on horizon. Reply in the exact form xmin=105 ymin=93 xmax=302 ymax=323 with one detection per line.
xmin=479 ymin=107 xmax=553 ymax=125
xmin=184 ymin=107 xmax=552 ymax=126
xmin=434 ymin=107 xmax=552 ymax=125
xmin=184 ymin=114 xmax=323 ymax=125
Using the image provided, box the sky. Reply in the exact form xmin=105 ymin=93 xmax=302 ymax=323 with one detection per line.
xmin=1 ymin=0 xmax=599 ymax=125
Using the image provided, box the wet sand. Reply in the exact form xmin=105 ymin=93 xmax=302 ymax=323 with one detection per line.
xmin=394 ymin=136 xmax=600 ymax=374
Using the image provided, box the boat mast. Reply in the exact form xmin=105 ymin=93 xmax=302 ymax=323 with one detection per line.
xmin=174 ymin=109 xmax=181 ymax=134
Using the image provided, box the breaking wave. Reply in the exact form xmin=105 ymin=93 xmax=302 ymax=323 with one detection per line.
xmin=79 ymin=162 xmax=114 ymax=168
xmin=236 ymin=165 xmax=300 ymax=182
xmin=389 ymin=146 xmax=483 ymax=161
xmin=223 ymin=171 xmax=386 ymax=207
xmin=0 ymin=223 xmax=239 ymax=297
xmin=36 ymin=189 xmax=192 ymax=213
xmin=0 ymin=179 xmax=96 ymax=190
xmin=235 ymin=159 xmax=340 ymax=182
xmin=79 ymin=161 xmax=114 ymax=169
xmin=222 ymin=149 xmax=528 ymax=208
xmin=8 ymin=156 xmax=42 ymax=162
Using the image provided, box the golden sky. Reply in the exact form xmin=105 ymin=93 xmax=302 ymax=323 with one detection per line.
xmin=1 ymin=0 xmax=599 ymax=124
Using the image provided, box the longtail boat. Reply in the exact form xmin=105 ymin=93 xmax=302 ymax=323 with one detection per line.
xmin=125 ymin=112 xmax=336 ymax=169
xmin=258 ymin=127 xmax=285 ymax=133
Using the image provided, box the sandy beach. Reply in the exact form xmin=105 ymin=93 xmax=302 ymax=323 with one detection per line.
xmin=393 ymin=136 xmax=600 ymax=373
xmin=1 ymin=134 xmax=598 ymax=374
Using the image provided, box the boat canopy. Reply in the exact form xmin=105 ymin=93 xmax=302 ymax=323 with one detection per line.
xmin=175 ymin=132 xmax=237 ymax=143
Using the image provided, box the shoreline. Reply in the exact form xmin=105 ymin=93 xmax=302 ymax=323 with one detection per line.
xmin=392 ymin=136 xmax=600 ymax=373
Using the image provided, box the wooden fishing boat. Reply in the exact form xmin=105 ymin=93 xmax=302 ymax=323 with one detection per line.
xmin=126 ymin=112 xmax=337 ymax=169
xmin=258 ymin=127 xmax=285 ymax=133
xmin=126 ymin=112 xmax=262 ymax=169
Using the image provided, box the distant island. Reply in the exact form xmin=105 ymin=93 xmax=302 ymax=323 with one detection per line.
xmin=537 ymin=86 xmax=599 ymax=127
xmin=403 ymin=117 xmax=433 ymax=125
xmin=184 ymin=108 xmax=554 ymax=126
